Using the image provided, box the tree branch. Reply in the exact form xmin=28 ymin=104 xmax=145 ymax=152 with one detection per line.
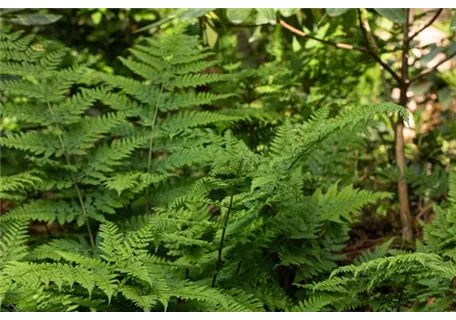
xmin=279 ymin=19 xmax=364 ymax=51
xmin=218 ymin=21 xmax=270 ymax=28
xmin=279 ymin=19 xmax=402 ymax=84
xmin=409 ymin=9 xmax=443 ymax=42
xmin=357 ymin=9 xmax=371 ymax=50
xmin=356 ymin=11 xmax=402 ymax=85
xmin=410 ymin=50 xmax=456 ymax=83
xmin=357 ymin=9 xmax=392 ymax=101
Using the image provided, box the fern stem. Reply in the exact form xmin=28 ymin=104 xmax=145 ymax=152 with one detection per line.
xmin=396 ymin=269 xmax=411 ymax=311
xmin=146 ymin=82 xmax=165 ymax=214
xmin=44 ymin=100 xmax=96 ymax=252
xmin=212 ymin=159 xmax=243 ymax=288
xmin=73 ymin=182 xmax=96 ymax=250
xmin=288 ymin=131 xmax=332 ymax=170
xmin=236 ymin=260 xmax=242 ymax=276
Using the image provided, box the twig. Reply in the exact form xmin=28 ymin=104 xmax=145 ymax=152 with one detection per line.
xmin=410 ymin=51 xmax=456 ymax=83
xmin=357 ymin=15 xmax=402 ymax=85
xmin=357 ymin=9 xmax=392 ymax=100
xmin=280 ymin=19 xmax=366 ymax=52
xmin=409 ymin=9 xmax=443 ymax=42
xmin=279 ymin=19 xmax=402 ymax=84
xmin=415 ymin=202 xmax=433 ymax=221
xmin=218 ymin=21 xmax=271 ymax=28
xmin=357 ymin=9 xmax=371 ymax=51
xmin=42 ymin=222 xmax=53 ymax=238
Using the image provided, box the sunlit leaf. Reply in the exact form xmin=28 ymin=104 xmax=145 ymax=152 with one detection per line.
xmin=256 ymin=9 xmax=276 ymax=25
xmin=204 ymin=22 xmax=218 ymax=48
xmin=8 ymin=13 xmax=62 ymax=26
xmin=0 ymin=9 xmax=25 ymax=14
xmin=278 ymin=8 xmax=297 ymax=18
xmin=292 ymin=36 xmax=302 ymax=52
xmin=180 ymin=8 xmax=214 ymax=20
xmin=226 ymin=9 xmax=252 ymax=24
xmin=135 ymin=9 xmax=213 ymax=33
xmin=326 ymin=9 xmax=350 ymax=17
xmin=438 ymin=87 xmax=452 ymax=110
xmin=374 ymin=9 xmax=406 ymax=24
xmin=451 ymin=9 xmax=456 ymax=32
xmin=91 ymin=12 xmax=102 ymax=25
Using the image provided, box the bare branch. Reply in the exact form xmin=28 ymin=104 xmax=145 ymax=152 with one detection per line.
xmin=410 ymin=50 xmax=456 ymax=83
xmin=279 ymin=19 xmax=402 ymax=84
xmin=357 ymin=9 xmax=392 ymax=100
xmin=358 ymin=13 xmax=402 ymax=84
xmin=409 ymin=9 xmax=443 ymax=42
xmin=357 ymin=9 xmax=371 ymax=50
xmin=279 ymin=19 xmax=364 ymax=51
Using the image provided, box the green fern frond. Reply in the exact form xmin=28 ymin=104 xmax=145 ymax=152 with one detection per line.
xmin=1 ymin=131 xmax=61 ymax=157
xmin=160 ymin=111 xmax=241 ymax=133
xmin=81 ymin=136 xmax=147 ymax=183
xmin=311 ymin=182 xmax=391 ymax=223
xmin=0 ymin=170 xmax=43 ymax=200
xmin=289 ymin=296 xmax=336 ymax=312
xmin=63 ymin=113 xmax=124 ymax=155
xmin=2 ymin=199 xmax=80 ymax=225
xmin=103 ymin=172 xmax=142 ymax=196
xmin=120 ymin=285 xmax=157 ymax=311
xmin=30 ymin=239 xmax=92 ymax=261
xmin=98 ymin=222 xmax=125 ymax=263
xmin=0 ymin=220 xmax=29 ymax=264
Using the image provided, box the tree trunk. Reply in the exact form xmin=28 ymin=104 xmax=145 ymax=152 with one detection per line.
xmin=395 ymin=121 xmax=413 ymax=242
xmin=396 ymin=9 xmax=414 ymax=242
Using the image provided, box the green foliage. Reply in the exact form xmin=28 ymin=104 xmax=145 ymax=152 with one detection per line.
xmin=293 ymin=172 xmax=456 ymax=311
xmin=1 ymin=8 xmax=455 ymax=312
xmin=421 ymin=171 xmax=456 ymax=260
xmin=326 ymin=9 xmax=351 ymax=17
xmin=299 ymin=253 xmax=456 ymax=311
xmin=373 ymin=9 xmax=407 ymax=24
xmin=451 ymin=10 xmax=456 ymax=32
xmin=0 ymin=9 xmax=62 ymax=27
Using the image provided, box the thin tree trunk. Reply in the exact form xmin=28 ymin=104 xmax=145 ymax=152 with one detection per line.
xmin=396 ymin=9 xmax=413 ymax=242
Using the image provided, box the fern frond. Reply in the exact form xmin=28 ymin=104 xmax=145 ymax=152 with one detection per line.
xmin=312 ymin=183 xmax=391 ymax=223
xmin=120 ymin=285 xmax=157 ymax=311
xmin=63 ymin=113 xmax=124 ymax=155
xmin=1 ymin=131 xmax=61 ymax=157
xmin=0 ymin=220 xmax=29 ymax=264
xmin=289 ymin=296 xmax=336 ymax=312
xmin=3 ymin=198 xmax=77 ymax=223
xmin=160 ymin=111 xmax=241 ymax=133
xmin=98 ymin=222 xmax=125 ymax=263
xmin=81 ymin=136 xmax=147 ymax=183
xmin=0 ymin=170 xmax=43 ymax=200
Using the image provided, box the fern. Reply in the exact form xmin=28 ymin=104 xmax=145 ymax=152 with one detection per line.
xmin=300 ymin=253 xmax=456 ymax=311
xmin=0 ymin=31 xmax=130 ymax=251
xmin=421 ymin=171 xmax=456 ymax=259
xmin=2 ymin=27 xmax=447 ymax=312
xmin=0 ymin=220 xmax=29 ymax=265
